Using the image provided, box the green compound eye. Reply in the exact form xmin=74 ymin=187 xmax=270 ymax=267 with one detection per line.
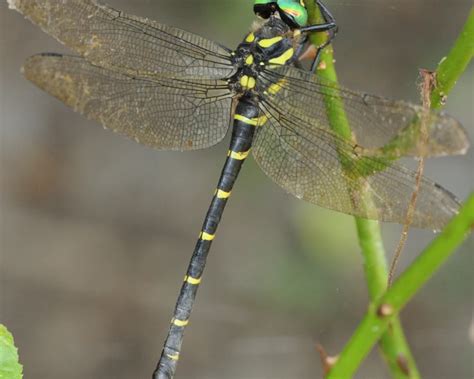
xmin=277 ymin=0 xmax=308 ymax=27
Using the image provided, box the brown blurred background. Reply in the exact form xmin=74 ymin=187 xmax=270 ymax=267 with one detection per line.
xmin=1 ymin=1 xmax=473 ymax=378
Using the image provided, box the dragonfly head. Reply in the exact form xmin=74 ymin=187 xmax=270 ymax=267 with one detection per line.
xmin=254 ymin=0 xmax=308 ymax=29
xmin=254 ymin=0 xmax=278 ymax=20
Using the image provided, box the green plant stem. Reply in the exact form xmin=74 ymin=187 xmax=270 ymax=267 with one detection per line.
xmin=306 ymin=2 xmax=420 ymax=378
xmin=430 ymin=6 xmax=474 ymax=109
xmin=327 ymin=193 xmax=474 ymax=378
xmin=355 ymin=220 xmax=419 ymax=378
xmin=306 ymin=4 xmax=474 ymax=377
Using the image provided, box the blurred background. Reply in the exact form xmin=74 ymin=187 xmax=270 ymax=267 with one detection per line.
xmin=1 ymin=0 xmax=473 ymax=378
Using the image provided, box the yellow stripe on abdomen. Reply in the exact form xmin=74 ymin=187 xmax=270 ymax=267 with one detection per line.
xmin=234 ymin=114 xmax=268 ymax=127
xmin=228 ymin=150 xmax=250 ymax=160
xmin=172 ymin=318 xmax=189 ymax=327
xmin=167 ymin=353 xmax=179 ymax=361
xmin=216 ymin=189 xmax=231 ymax=199
xmin=184 ymin=275 xmax=201 ymax=285
xmin=200 ymin=231 xmax=215 ymax=241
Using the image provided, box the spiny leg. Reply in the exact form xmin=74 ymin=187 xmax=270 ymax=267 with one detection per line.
xmin=299 ymin=0 xmax=338 ymax=73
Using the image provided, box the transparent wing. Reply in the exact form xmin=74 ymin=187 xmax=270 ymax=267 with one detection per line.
xmin=258 ymin=65 xmax=469 ymax=157
xmin=23 ymin=54 xmax=233 ymax=150
xmin=253 ymin=102 xmax=460 ymax=230
xmin=10 ymin=0 xmax=236 ymax=79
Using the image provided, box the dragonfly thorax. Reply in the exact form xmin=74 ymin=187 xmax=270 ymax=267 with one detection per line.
xmin=230 ymin=17 xmax=300 ymax=96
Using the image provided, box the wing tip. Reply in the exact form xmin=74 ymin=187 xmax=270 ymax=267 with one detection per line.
xmin=7 ymin=0 xmax=19 ymax=11
xmin=437 ymin=112 xmax=471 ymax=156
xmin=22 ymin=52 xmax=64 ymax=75
xmin=426 ymin=182 xmax=462 ymax=231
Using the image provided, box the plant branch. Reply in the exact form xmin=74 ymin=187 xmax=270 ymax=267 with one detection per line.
xmin=327 ymin=193 xmax=474 ymax=378
xmin=306 ymin=2 xmax=420 ymax=377
xmin=314 ymin=6 xmax=474 ymax=377
xmin=388 ymin=69 xmax=435 ymax=287
xmin=430 ymin=6 xmax=474 ymax=110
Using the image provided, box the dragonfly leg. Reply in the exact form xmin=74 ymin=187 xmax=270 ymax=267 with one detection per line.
xmin=310 ymin=46 xmax=325 ymax=73
xmin=293 ymin=39 xmax=310 ymax=69
xmin=300 ymin=0 xmax=338 ymax=36
xmin=300 ymin=0 xmax=338 ymax=73
xmin=296 ymin=43 xmax=325 ymax=73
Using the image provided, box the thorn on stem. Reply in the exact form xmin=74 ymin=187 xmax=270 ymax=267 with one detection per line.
xmin=316 ymin=344 xmax=339 ymax=376
xmin=377 ymin=303 xmax=394 ymax=318
xmin=396 ymin=354 xmax=411 ymax=376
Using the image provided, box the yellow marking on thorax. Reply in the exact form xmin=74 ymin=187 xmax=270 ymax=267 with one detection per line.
xmin=256 ymin=115 xmax=268 ymax=126
xmin=258 ymin=36 xmax=283 ymax=48
xmin=172 ymin=318 xmax=189 ymax=327
xmin=184 ymin=275 xmax=201 ymax=285
xmin=200 ymin=231 xmax=215 ymax=241
xmin=268 ymin=48 xmax=294 ymax=65
xmin=167 ymin=353 xmax=180 ymax=361
xmin=266 ymin=79 xmax=288 ymax=95
xmin=234 ymin=114 xmax=268 ymax=127
xmin=245 ymin=33 xmax=255 ymax=43
xmin=245 ymin=55 xmax=254 ymax=65
xmin=215 ymin=189 xmax=231 ymax=199
xmin=228 ymin=150 xmax=250 ymax=160
xmin=240 ymin=75 xmax=256 ymax=90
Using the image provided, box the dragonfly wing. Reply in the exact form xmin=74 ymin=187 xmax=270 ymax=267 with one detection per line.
xmin=253 ymin=101 xmax=460 ymax=230
xmin=258 ymin=65 xmax=469 ymax=158
xmin=23 ymin=54 xmax=233 ymax=150
xmin=10 ymin=0 xmax=236 ymax=79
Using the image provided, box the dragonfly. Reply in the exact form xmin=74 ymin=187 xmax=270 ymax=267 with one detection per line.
xmin=9 ymin=0 xmax=469 ymax=378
